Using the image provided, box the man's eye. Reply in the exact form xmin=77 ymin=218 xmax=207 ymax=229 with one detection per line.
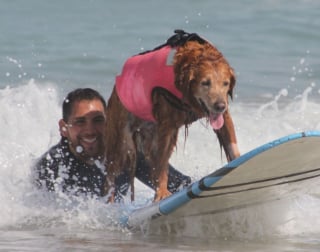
xmin=73 ymin=119 xmax=86 ymax=126
xmin=93 ymin=116 xmax=106 ymax=124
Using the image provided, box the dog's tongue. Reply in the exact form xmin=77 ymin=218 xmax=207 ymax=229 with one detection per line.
xmin=210 ymin=113 xmax=224 ymax=130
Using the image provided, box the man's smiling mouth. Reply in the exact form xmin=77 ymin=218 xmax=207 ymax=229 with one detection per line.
xmin=82 ymin=137 xmax=97 ymax=144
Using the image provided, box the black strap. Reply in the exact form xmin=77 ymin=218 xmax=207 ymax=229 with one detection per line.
xmin=152 ymin=87 xmax=198 ymax=124
xmin=138 ymin=29 xmax=206 ymax=56
xmin=166 ymin=29 xmax=207 ymax=47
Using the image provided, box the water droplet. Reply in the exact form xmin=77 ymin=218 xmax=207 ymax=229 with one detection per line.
xmin=76 ymin=146 xmax=83 ymax=153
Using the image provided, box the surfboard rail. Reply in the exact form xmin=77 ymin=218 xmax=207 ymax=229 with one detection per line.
xmin=126 ymin=130 xmax=320 ymax=228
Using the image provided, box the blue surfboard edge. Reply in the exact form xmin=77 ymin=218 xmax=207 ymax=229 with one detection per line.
xmin=126 ymin=130 xmax=320 ymax=227
xmin=158 ymin=130 xmax=320 ymax=215
xmin=202 ymin=130 xmax=320 ymax=188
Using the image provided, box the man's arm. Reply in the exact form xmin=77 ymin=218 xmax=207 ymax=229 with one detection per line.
xmin=135 ymin=154 xmax=191 ymax=193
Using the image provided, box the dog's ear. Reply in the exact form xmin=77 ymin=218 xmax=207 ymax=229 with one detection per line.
xmin=228 ymin=68 xmax=236 ymax=100
xmin=175 ymin=62 xmax=195 ymax=93
xmin=184 ymin=66 xmax=197 ymax=96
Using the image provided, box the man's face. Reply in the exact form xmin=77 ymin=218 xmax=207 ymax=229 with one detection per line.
xmin=59 ymin=99 xmax=106 ymax=163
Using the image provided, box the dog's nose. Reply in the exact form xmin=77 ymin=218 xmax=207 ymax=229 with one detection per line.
xmin=213 ymin=102 xmax=226 ymax=113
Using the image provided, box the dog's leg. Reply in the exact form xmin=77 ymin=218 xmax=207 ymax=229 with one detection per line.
xmin=104 ymin=164 xmax=116 ymax=203
xmin=123 ymin=124 xmax=137 ymax=202
xmin=152 ymin=127 xmax=178 ymax=202
xmin=104 ymin=89 xmax=137 ymax=202
xmin=105 ymin=128 xmax=136 ymax=202
xmin=105 ymin=148 xmax=136 ymax=202
xmin=214 ymin=109 xmax=240 ymax=161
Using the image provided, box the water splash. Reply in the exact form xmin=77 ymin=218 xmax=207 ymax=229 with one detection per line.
xmin=1 ymin=80 xmax=320 ymax=240
xmin=257 ymin=88 xmax=288 ymax=116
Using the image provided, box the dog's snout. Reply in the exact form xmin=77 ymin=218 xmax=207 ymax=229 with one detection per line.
xmin=214 ymin=101 xmax=226 ymax=113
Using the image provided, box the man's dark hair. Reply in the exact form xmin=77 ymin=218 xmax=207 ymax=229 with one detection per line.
xmin=62 ymin=88 xmax=107 ymax=121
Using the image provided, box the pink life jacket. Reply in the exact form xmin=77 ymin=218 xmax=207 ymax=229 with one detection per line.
xmin=115 ymin=45 xmax=183 ymax=122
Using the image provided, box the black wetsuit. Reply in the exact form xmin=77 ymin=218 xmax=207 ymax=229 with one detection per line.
xmin=35 ymin=137 xmax=191 ymax=201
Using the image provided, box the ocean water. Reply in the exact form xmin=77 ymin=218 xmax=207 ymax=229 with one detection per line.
xmin=1 ymin=0 xmax=320 ymax=251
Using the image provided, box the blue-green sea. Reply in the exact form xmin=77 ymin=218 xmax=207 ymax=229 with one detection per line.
xmin=1 ymin=0 xmax=320 ymax=251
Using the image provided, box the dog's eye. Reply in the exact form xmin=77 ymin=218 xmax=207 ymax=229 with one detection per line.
xmin=223 ymin=81 xmax=229 ymax=87
xmin=201 ymin=80 xmax=211 ymax=86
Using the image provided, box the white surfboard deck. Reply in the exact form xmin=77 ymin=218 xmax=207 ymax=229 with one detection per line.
xmin=125 ymin=131 xmax=320 ymax=229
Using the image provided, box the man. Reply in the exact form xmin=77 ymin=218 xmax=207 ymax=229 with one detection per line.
xmin=35 ymin=88 xmax=191 ymax=201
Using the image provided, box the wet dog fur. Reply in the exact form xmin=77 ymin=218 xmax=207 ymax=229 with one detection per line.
xmin=104 ymin=38 xmax=240 ymax=202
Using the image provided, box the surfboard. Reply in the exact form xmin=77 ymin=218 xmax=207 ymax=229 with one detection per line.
xmin=124 ymin=130 xmax=320 ymax=229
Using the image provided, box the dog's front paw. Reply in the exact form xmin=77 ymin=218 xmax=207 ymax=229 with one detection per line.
xmin=154 ymin=188 xmax=171 ymax=202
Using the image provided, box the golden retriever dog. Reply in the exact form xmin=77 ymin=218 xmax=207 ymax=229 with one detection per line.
xmin=104 ymin=30 xmax=240 ymax=202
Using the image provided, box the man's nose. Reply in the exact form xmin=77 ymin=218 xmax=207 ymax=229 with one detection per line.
xmin=83 ymin=121 xmax=96 ymax=132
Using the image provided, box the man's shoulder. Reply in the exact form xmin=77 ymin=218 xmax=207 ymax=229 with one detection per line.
xmin=35 ymin=138 xmax=69 ymax=169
